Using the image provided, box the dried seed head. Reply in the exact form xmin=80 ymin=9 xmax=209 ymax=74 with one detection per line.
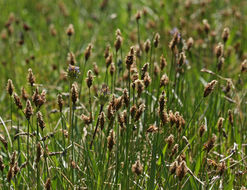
xmin=161 ymin=110 xmax=169 ymax=125
xmin=81 ymin=114 xmax=92 ymax=125
xmin=110 ymin=62 xmax=116 ymax=76
xmin=32 ymin=87 xmax=40 ymax=107
xmin=141 ymin=63 xmax=149 ymax=79
xmin=106 ymin=54 xmax=113 ymax=68
xmin=217 ymin=161 xmax=226 ymax=176
xmin=10 ymin=151 xmax=16 ymax=166
xmin=134 ymin=79 xmax=144 ymax=97
xmin=177 ymin=52 xmax=186 ymax=67
xmin=166 ymin=134 xmax=174 ymax=148
xmin=36 ymin=142 xmax=42 ymax=163
xmin=215 ymin=43 xmax=224 ymax=58
xmin=135 ymin=11 xmax=141 ymax=21
xmin=144 ymin=39 xmax=151 ymax=53
xmin=114 ymin=30 xmax=123 ymax=52
xmin=154 ymin=62 xmax=160 ymax=77
xmin=7 ymin=165 xmax=13 ymax=182
xmin=171 ymin=144 xmax=179 ymax=156
xmin=67 ymin=64 xmax=80 ymax=79
xmin=57 ymin=94 xmax=64 ymax=112
xmin=24 ymin=100 xmax=33 ymax=120
xmin=169 ymin=110 xmax=176 ymax=127
xmin=160 ymin=74 xmax=169 ymax=87
xmin=217 ymin=117 xmax=224 ymax=132
xmin=107 ymin=130 xmax=115 ymax=151
xmin=0 ymin=134 xmax=8 ymax=150
xmin=123 ymin=88 xmax=129 ymax=107
xmin=135 ymin=103 xmax=145 ymax=122
xmin=222 ymin=27 xmax=230 ymax=43
xmin=147 ymin=125 xmax=158 ymax=133
xmin=67 ymin=52 xmax=76 ymax=65
xmin=27 ymin=68 xmax=35 ymax=86
xmin=169 ymin=31 xmax=180 ymax=52
xmin=228 ymin=110 xmax=233 ymax=126
xmin=204 ymin=134 xmax=217 ymax=152
xmin=49 ymin=24 xmax=57 ymax=36
xmin=125 ymin=47 xmax=135 ymax=70
xmin=186 ymin=37 xmax=194 ymax=50
xmin=130 ymin=104 xmax=137 ymax=119
xmin=71 ymin=83 xmax=78 ymax=104
xmin=86 ymin=70 xmax=93 ymax=88
xmin=104 ymin=45 xmax=110 ymax=59
xmin=217 ymin=57 xmax=225 ymax=71
xmin=45 ymin=178 xmax=51 ymax=190
xmin=176 ymin=161 xmax=188 ymax=180
xmin=241 ymin=59 xmax=247 ymax=73
xmin=169 ymin=161 xmax=178 ymax=174
xmin=160 ymin=54 xmax=167 ymax=71
xmin=143 ymin=72 xmax=151 ymax=88
xmin=154 ymin=33 xmax=160 ymax=48
xmin=21 ymin=87 xmax=29 ymax=101
xmin=37 ymin=111 xmax=45 ymax=130
xmin=66 ymin=24 xmax=74 ymax=36
xmin=93 ymin=62 xmax=99 ymax=76
xmin=204 ymin=80 xmax=218 ymax=97
xmin=0 ymin=155 xmax=4 ymax=172
xmin=99 ymin=112 xmax=105 ymax=130
xmin=6 ymin=79 xmax=14 ymax=96
xmin=13 ymin=93 xmax=23 ymax=109
xmin=85 ymin=43 xmax=92 ymax=61
xmin=203 ymin=19 xmax=210 ymax=34
xmin=199 ymin=124 xmax=206 ymax=137
xmin=132 ymin=160 xmax=143 ymax=175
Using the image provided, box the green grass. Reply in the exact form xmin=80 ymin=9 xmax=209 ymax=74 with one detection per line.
xmin=0 ymin=0 xmax=247 ymax=189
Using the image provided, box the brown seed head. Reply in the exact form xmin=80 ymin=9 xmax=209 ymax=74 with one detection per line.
xmin=45 ymin=178 xmax=51 ymax=190
xmin=143 ymin=72 xmax=151 ymax=88
xmin=93 ymin=62 xmax=99 ymax=76
xmin=204 ymin=134 xmax=217 ymax=152
xmin=204 ymin=80 xmax=218 ymax=97
xmin=166 ymin=134 xmax=174 ymax=148
xmin=228 ymin=110 xmax=233 ymax=126
xmin=86 ymin=70 xmax=93 ymax=88
xmin=222 ymin=27 xmax=230 ymax=43
xmin=106 ymin=54 xmax=113 ymax=68
xmin=66 ymin=24 xmax=74 ymax=36
xmin=110 ymin=62 xmax=115 ymax=76
xmin=67 ymin=52 xmax=76 ymax=65
xmin=0 ymin=155 xmax=4 ymax=172
xmin=24 ymin=100 xmax=33 ymax=120
xmin=13 ymin=93 xmax=23 ymax=109
xmin=132 ymin=160 xmax=143 ymax=175
xmin=241 ymin=59 xmax=247 ymax=73
xmin=217 ymin=117 xmax=224 ymax=132
xmin=186 ymin=37 xmax=194 ymax=50
xmin=135 ymin=103 xmax=145 ymax=122
xmin=104 ymin=45 xmax=110 ymax=59
xmin=160 ymin=74 xmax=169 ymax=87
xmin=85 ymin=43 xmax=92 ymax=61
xmin=147 ymin=125 xmax=158 ymax=133
xmin=160 ymin=54 xmax=167 ymax=71
xmin=199 ymin=124 xmax=206 ymax=137
xmin=123 ymin=88 xmax=129 ymax=107
xmin=27 ymin=68 xmax=35 ymax=86
xmin=37 ymin=111 xmax=45 ymax=130
xmin=169 ymin=161 xmax=178 ymax=174
xmin=36 ymin=142 xmax=42 ymax=163
xmin=135 ymin=79 xmax=144 ymax=97
xmin=99 ymin=112 xmax=105 ymax=130
xmin=215 ymin=43 xmax=224 ymax=58
xmin=144 ymin=39 xmax=151 ymax=53
xmin=57 ymin=94 xmax=64 ymax=112
xmin=6 ymin=79 xmax=14 ymax=96
xmin=154 ymin=33 xmax=160 ymax=48
xmin=71 ymin=83 xmax=78 ymax=104
xmin=176 ymin=161 xmax=188 ymax=180
xmin=135 ymin=11 xmax=141 ymax=21
xmin=107 ymin=130 xmax=115 ymax=151
xmin=21 ymin=87 xmax=29 ymax=101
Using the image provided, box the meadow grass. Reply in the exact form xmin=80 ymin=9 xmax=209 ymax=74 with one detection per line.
xmin=0 ymin=0 xmax=247 ymax=189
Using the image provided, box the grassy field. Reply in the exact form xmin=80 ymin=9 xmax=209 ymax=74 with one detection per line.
xmin=0 ymin=0 xmax=247 ymax=189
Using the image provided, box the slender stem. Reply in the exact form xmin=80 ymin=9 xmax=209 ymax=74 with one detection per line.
xmin=27 ymin=120 xmax=30 ymax=187
xmin=36 ymin=119 xmax=40 ymax=190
